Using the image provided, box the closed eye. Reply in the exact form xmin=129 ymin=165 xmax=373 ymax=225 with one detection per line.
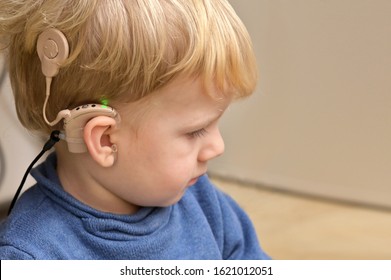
xmin=188 ymin=128 xmax=208 ymax=138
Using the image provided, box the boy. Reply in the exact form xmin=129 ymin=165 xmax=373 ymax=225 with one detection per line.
xmin=0 ymin=0 xmax=270 ymax=259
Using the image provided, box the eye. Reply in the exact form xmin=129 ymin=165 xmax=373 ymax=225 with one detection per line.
xmin=188 ymin=128 xmax=208 ymax=138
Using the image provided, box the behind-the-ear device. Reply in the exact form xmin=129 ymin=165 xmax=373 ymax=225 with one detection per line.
xmin=8 ymin=29 xmax=120 ymax=215
xmin=37 ymin=28 xmax=69 ymax=78
xmin=36 ymin=28 xmax=119 ymax=153
xmin=63 ymin=104 xmax=119 ymax=153
xmin=37 ymin=28 xmax=72 ymax=126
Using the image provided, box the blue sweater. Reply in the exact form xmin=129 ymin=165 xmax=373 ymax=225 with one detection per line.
xmin=0 ymin=153 xmax=270 ymax=260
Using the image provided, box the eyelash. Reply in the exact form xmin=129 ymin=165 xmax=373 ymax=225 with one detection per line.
xmin=188 ymin=128 xmax=208 ymax=138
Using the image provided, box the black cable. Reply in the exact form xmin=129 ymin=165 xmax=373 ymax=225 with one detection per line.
xmin=7 ymin=130 xmax=61 ymax=216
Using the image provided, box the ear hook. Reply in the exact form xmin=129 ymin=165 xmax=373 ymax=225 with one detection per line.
xmin=37 ymin=29 xmax=71 ymax=126
xmin=42 ymin=77 xmax=71 ymax=126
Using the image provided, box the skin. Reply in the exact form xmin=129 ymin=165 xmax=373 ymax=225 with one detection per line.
xmin=56 ymin=76 xmax=231 ymax=215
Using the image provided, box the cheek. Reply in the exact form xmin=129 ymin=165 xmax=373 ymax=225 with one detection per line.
xmin=149 ymin=149 xmax=195 ymax=178
xmin=146 ymin=141 xmax=199 ymax=183
xmin=117 ymin=126 xmax=199 ymax=177
xmin=160 ymin=138 xmax=198 ymax=165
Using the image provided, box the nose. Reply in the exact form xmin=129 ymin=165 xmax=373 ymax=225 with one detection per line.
xmin=198 ymin=127 xmax=225 ymax=162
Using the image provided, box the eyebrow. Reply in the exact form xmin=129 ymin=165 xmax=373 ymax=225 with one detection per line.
xmin=186 ymin=109 xmax=226 ymax=130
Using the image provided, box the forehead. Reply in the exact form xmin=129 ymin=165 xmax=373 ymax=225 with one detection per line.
xmin=117 ymin=76 xmax=232 ymax=129
xmin=150 ymin=76 xmax=231 ymax=118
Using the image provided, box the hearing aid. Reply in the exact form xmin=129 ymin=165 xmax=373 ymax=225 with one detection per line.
xmin=63 ymin=104 xmax=119 ymax=153
xmin=8 ymin=28 xmax=122 ymax=215
xmin=36 ymin=28 xmax=119 ymax=153
xmin=37 ymin=28 xmax=69 ymax=78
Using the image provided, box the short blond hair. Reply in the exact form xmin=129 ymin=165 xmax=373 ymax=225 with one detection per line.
xmin=1 ymin=0 xmax=257 ymax=134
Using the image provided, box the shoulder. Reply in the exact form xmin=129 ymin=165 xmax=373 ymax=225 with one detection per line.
xmin=0 ymin=184 xmax=70 ymax=259
xmin=0 ymin=197 xmax=39 ymax=259
xmin=0 ymin=243 xmax=35 ymax=260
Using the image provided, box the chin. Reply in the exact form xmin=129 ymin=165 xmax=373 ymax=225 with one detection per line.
xmin=160 ymin=191 xmax=188 ymax=207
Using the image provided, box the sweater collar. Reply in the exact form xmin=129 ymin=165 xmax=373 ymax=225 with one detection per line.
xmin=30 ymin=152 xmax=173 ymax=237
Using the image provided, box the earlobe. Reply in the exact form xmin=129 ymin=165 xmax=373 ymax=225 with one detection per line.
xmin=83 ymin=116 xmax=118 ymax=167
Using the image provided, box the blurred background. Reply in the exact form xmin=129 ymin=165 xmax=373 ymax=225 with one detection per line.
xmin=208 ymin=0 xmax=391 ymax=259
xmin=0 ymin=54 xmax=43 ymax=213
xmin=1 ymin=0 xmax=391 ymax=259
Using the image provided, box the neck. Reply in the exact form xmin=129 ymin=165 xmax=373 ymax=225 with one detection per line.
xmin=55 ymin=143 xmax=140 ymax=215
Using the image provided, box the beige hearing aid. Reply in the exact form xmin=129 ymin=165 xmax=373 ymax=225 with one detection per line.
xmin=36 ymin=29 xmax=119 ymax=153
xmin=37 ymin=28 xmax=69 ymax=78
xmin=63 ymin=104 xmax=119 ymax=153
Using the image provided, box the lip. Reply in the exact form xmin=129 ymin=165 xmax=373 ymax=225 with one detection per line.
xmin=188 ymin=173 xmax=206 ymax=186
xmin=188 ymin=177 xmax=199 ymax=186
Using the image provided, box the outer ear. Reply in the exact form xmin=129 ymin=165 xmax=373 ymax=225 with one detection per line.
xmin=83 ymin=116 xmax=118 ymax=167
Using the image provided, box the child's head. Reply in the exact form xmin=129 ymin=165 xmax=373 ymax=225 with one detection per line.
xmin=0 ymin=0 xmax=257 ymax=134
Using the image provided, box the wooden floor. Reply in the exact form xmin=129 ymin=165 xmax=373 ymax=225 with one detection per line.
xmin=212 ymin=176 xmax=391 ymax=260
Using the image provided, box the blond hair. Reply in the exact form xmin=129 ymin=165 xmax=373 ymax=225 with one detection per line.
xmin=0 ymin=0 xmax=257 ymax=133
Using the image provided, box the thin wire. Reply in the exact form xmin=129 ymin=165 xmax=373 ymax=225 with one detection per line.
xmin=42 ymin=77 xmax=70 ymax=126
xmin=7 ymin=130 xmax=61 ymax=216
xmin=42 ymin=77 xmax=53 ymax=125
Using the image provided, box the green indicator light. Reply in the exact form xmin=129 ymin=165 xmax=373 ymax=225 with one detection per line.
xmin=100 ymin=97 xmax=109 ymax=108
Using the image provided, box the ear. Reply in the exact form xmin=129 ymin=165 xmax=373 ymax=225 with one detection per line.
xmin=83 ymin=116 xmax=118 ymax=167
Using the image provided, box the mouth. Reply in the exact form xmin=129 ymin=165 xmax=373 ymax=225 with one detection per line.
xmin=188 ymin=177 xmax=199 ymax=186
xmin=188 ymin=173 xmax=206 ymax=186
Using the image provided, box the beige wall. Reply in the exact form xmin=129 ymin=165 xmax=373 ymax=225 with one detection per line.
xmin=209 ymin=0 xmax=391 ymax=208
